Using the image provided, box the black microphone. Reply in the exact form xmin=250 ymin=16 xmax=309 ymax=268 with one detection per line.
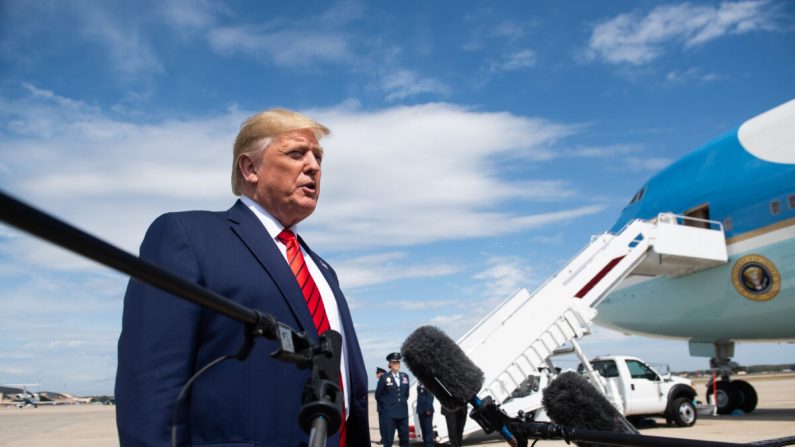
xmin=401 ymin=328 xmax=781 ymax=447
xmin=542 ymin=370 xmax=639 ymax=444
xmin=401 ymin=325 xmax=516 ymax=445
xmin=525 ymin=371 xmax=749 ymax=447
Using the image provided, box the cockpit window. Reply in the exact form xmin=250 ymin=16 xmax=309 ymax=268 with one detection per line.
xmin=628 ymin=186 xmax=646 ymax=205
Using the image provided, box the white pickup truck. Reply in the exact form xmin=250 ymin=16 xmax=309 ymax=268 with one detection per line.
xmin=578 ymin=355 xmax=699 ymax=427
xmin=408 ymin=354 xmax=698 ymax=443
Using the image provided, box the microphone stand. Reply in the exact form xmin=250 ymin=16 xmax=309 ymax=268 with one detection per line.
xmin=465 ymin=389 xmax=794 ymax=447
xmin=0 ymin=190 xmax=342 ymax=445
xmin=515 ymin=421 xmax=750 ymax=447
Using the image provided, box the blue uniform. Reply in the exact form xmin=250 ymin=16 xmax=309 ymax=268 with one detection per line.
xmin=416 ymin=382 xmax=435 ymax=447
xmin=375 ymin=370 xmax=410 ymax=447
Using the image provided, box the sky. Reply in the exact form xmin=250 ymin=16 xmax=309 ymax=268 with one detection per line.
xmin=1 ymin=0 xmax=794 ymax=397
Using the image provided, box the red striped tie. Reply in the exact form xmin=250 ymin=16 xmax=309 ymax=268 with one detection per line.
xmin=277 ymin=229 xmax=346 ymax=446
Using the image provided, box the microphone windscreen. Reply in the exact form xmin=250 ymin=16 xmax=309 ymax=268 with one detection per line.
xmin=542 ymin=371 xmax=638 ymax=446
xmin=401 ymin=325 xmax=484 ymax=411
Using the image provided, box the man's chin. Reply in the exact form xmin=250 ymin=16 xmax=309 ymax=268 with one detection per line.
xmin=284 ymin=201 xmax=317 ymax=224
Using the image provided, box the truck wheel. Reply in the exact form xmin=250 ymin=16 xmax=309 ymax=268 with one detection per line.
xmin=732 ymin=380 xmax=758 ymax=413
xmin=670 ymin=397 xmax=697 ymax=427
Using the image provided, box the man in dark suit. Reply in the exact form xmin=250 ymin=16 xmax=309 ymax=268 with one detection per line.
xmin=375 ymin=367 xmax=387 ymax=444
xmin=442 ymin=406 xmax=468 ymax=447
xmin=374 ymin=352 xmax=410 ymax=447
xmin=416 ymin=381 xmax=435 ymax=447
xmin=115 ymin=108 xmax=369 ymax=446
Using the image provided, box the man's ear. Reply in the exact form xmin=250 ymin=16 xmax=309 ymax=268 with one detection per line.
xmin=238 ymin=154 xmax=258 ymax=183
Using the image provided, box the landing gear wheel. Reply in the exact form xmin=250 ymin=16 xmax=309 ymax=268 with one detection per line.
xmin=670 ymin=397 xmax=697 ymax=427
xmin=732 ymin=380 xmax=758 ymax=413
xmin=707 ymin=380 xmax=739 ymax=415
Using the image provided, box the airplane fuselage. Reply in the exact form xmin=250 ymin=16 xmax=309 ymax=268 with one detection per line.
xmin=594 ymin=99 xmax=795 ymax=344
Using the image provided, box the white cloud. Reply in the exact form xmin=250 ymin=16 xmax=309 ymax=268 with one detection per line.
xmin=385 ymin=299 xmax=461 ymax=311
xmin=489 ymin=49 xmax=537 ymax=72
xmin=205 ymin=3 xmax=364 ymax=68
xmin=586 ymin=1 xmax=778 ymax=65
xmin=531 ymin=233 xmax=564 ymax=245
xmin=157 ymin=0 xmax=226 ymax=33
xmin=562 ymin=144 xmax=638 ymax=158
xmin=208 ymin=25 xmax=352 ymax=67
xmin=334 ymin=252 xmax=460 ymax=289
xmin=460 ymin=18 xmax=533 ymax=51
xmin=429 ymin=313 xmax=466 ymax=326
xmin=302 ymin=103 xmax=600 ymax=249
xmin=21 ymin=83 xmax=99 ymax=114
xmin=1 ymin=88 xmax=604 ymax=270
xmin=620 ymin=156 xmax=673 ymax=172
xmin=665 ymin=68 xmax=721 ymax=84
xmin=0 ymin=2 xmax=164 ymax=79
xmin=493 ymin=21 xmax=528 ymax=41
xmin=472 ymin=255 xmax=537 ymax=300
xmin=381 ymin=70 xmax=452 ymax=101
xmin=77 ymin=5 xmax=165 ymax=79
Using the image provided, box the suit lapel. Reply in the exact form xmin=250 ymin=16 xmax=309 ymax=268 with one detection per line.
xmin=227 ymin=200 xmax=316 ymax=334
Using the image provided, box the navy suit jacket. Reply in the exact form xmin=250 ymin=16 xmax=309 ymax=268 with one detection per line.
xmin=115 ymin=200 xmax=369 ymax=446
xmin=375 ymin=371 xmax=409 ymax=419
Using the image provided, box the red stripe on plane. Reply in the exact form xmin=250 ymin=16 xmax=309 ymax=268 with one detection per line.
xmin=574 ymin=255 xmax=626 ymax=298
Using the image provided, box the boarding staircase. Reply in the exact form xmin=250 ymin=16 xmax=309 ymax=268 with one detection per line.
xmin=410 ymin=213 xmax=728 ymax=442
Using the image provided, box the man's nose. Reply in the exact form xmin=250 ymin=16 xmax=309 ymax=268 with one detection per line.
xmin=305 ymin=153 xmax=321 ymax=172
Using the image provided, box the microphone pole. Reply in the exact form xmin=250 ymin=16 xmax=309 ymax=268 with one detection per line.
xmin=519 ymin=421 xmax=749 ymax=447
xmin=0 ymin=190 xmax=260 ymax=328
xmin=469 ymin=392 xmax=791 ymax=447
xmin=0 ymin=190 xmax=342 ymax=444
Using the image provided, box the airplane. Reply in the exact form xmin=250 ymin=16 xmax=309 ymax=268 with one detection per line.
xmin=404 ymin=99 xmax=794 ymax=444
xmin=594 ymin=97 xmax=795 ymax=415
xmin=1 ymin=383 xmax=41 ymax=408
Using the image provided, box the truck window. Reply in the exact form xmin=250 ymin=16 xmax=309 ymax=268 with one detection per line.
xmin=588 ymin=360 xmax=619 ymax=378
xmin=625 ymin=359 xmax=659 ymax=381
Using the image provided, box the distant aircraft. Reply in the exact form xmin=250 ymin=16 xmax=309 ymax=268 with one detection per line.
xmin=1 ymin=383 xmax=41 ymax=408
xmin=595 ymin=98 xmax=795 ymax=414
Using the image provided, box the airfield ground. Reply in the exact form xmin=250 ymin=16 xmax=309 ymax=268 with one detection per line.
xmin=0 ymin=373 xmax=793 ymax=446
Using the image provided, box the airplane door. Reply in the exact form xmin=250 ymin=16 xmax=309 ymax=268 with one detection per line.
xmin=623 ymin=359 xmax=664 ymax=414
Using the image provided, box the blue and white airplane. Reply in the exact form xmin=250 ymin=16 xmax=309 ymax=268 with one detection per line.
xmin=595 ymin=98 xmax=795 ymax=415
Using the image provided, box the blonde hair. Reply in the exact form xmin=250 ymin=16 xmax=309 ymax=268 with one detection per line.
xmin=232 ymin=108 xmax=330 ymax=195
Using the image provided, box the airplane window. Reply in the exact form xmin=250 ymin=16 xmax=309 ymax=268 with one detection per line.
xmin=628 ymin=187 xmax=646 ymax=205
xmin=770 ymin=200 xmax=781 ymax=216
xmin=788 ymin=195 xmax=795 ymax=209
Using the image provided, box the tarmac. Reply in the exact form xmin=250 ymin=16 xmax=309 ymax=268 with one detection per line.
xmin=0 ymin=373 xmax=792 ymax=446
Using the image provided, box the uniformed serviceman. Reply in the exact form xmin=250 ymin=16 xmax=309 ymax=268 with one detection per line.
xmin=416 ymin=381 xmax=435 ymax=447
xmin=374 ymin=352 xmax=410 ymax=447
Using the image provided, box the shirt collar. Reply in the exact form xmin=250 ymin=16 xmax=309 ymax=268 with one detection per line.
xmin=239 ymin=195 xmax=299 ymax=240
